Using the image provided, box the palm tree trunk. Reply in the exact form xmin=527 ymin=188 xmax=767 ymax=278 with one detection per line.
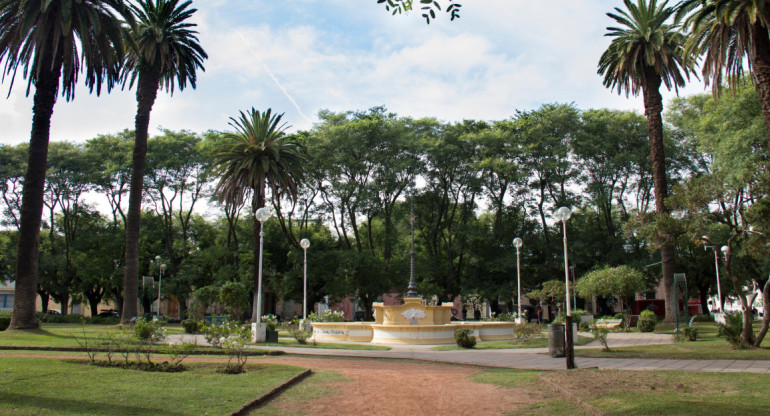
xmin=749 ymin=19 xmax=770 ymax=156
xmin=643 ymin=69 xmax=676 ymax=323
xmin=9 ymin=52 xmax=62 ymax=330
xmin=121 ymin=69 xmax=160 ymax=323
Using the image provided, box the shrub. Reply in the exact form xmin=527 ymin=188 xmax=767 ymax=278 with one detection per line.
xmin=221 ymin=324 xmax=250 ymax=374
xmin=718 ymin=312 xmax=751 ymax=346
xmin=285 ymin=317 xmax=312 ymax=344
xmin=307 ymin=310 xmax=344 ymax=322
xmin=182 ymin=319 xmax=202 ymax=334
xmin=88 ymin=316 xmax=120 ymax=325
xmin=490 ymin=311 xmax=527 ymax=322
xmin=693 ymin=314 xmax=716 ymax=323
xmin=133 ymin=318 xmax=166 ymax=342
xmin=0 ymin=310 xmax=11 ymax=330
xmin=454 ymin=328 xmax=476 ymax=348
xmin=261 ymin=314 xmax=279 ymax=332
xmin=683 ymin=326 xmax=698 ymax=341
xmin=637 ymin=310 xmax=657 ymax=332
xmin=513 ymin=323 xmax=542 ymax=342
xmin=592 ymin=327 xmax=610 ymax=351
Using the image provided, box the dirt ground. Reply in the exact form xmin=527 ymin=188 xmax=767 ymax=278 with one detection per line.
xmin=249 ymin=356 xmax=545 ymax=416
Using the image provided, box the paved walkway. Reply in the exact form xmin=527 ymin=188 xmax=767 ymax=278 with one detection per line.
xmin=167 ymin=332 xmax=770 ymax=373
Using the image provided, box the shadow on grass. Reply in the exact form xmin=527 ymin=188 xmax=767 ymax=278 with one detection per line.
xmin=0 ymin=392 xmax=188 ymax=416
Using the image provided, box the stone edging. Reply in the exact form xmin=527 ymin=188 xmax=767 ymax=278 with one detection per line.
xmin=228 ymin=369 xmax=313 ymax=415
xmin=538 ymin=373 xmax=608 ymax=416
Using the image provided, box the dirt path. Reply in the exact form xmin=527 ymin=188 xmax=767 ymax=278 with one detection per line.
xmin=1 ymin=353 xmax=545 ymax=415
xmin=249 ymin=356 xmax=543 ymax=416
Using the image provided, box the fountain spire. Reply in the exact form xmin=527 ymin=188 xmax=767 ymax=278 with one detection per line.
xmin=406 ymin=198 xmax=419 ymax=298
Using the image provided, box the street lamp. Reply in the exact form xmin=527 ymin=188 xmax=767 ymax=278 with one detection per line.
xmin=255 ymin=207 xmax=272 ymax=328
xmin=700 ymin=236 xmax=724 ymax=313
xmin=153 ymin=256 xmax=166 ymax=317
xmin=512 ymin=237 xmax=523 ymax=323
xmin=300 ymin=238 xmax=310 ymax=320
xmin=555 ymin=206 xmax=575 ymax=369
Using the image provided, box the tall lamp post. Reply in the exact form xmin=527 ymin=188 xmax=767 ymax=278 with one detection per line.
xmin=513 ymin=237 xmax=523 ymax=323
xmin=555 ymin=206 xmax=575 ymax=369
xmin=300 ymin=238 xmax=311 ymax=320
xmin=255 ymin=207 xmax=272 ymax=329
xmin=154 ymin=256 xmax=166 ymax=317
xmin=700 ymin=236 xmax=724 ymax=313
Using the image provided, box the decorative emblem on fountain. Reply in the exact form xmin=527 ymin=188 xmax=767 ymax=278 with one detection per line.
xmin=401 ymin=308 xmax=426 ymax=321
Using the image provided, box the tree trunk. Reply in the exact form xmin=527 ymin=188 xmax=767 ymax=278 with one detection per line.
xmin=749 ymin=19 xmax=770 ymax=155
xmin=9 ymin=51 xmax=63 ymax=330
xmin=121 ymin=69 xmax=161 ymax=324
xmin=642 ymin=68 xmax=676 ymax=323
xmin=754 ymin=277 xmax=770 ymax=347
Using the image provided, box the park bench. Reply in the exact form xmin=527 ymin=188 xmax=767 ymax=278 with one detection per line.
xmin=591 ymin=318 xmax=623 ymax=329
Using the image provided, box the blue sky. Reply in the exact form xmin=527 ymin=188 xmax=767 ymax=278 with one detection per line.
xmin=0 ymin=0 xmax=707 ymax=145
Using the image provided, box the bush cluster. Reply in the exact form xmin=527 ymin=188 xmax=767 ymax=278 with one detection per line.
xmin=307 ymin=310 xmax=344 ymax=322
xmin=637 ymin=310 xmax=657 ymax=332
xmin=0 ymin=310 xmax=10 ymax=330
xmin=454 ymin=328 xmax=476 ymax=348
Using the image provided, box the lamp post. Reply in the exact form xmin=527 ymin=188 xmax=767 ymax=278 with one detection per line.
xmin=513 ymin=237 xmax=523 ymax=323
xmin=555 ymin=206 xmax=575 ymax=369
xmin=300 ymin=238 xmax=310 ymax=320
xmin=700 ymin=236 xmax=724 ymax=313
xmin=255 ymin=207 xmax=272 ymax=326
xmin=153 ymin=256 xmax=166 ymax=317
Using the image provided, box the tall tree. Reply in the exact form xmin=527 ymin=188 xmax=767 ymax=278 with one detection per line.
xmin=598 ymin=0 xmax=693 ymax=322
xmin=120 ymin=0 xmax=207 ymax=323
xmin=211 ymin=108 xmax=305 ymax=322
xmin=678 ymin=0 xmax=770 ymax=153
xmin=0 ymin=0 xmax=125 ymax=329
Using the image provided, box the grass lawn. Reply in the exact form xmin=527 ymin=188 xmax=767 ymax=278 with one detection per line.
xmin=0 ymin=356 xmax=306 ymax=416
xmin=0 ymin=323 xmax=182 ymax=348
xmin=577 ymin=322 xmax=770 ymax=360
xmin=432 ymin=335 xmax=594 ymax=351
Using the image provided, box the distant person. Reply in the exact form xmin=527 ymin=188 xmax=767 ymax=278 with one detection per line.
xmin=474 ymin=309 xmax=481 ymax=320
xmin=536 ymin=307 xmax=543 ymax=324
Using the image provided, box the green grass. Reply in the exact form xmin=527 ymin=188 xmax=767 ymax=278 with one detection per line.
xmin=0 ymin=356 xmax=306 ymax=415
xmin=576 ymin=322 xmax=770 ymax=360
xmin=265 ymin=338 xmax=390 ymax=350
xmin=0 ymin=323 xmax=182 ymax=348
xmin=432 ymin=335 xmax=594 ymax=351
xmin=545 ymin=368 xmax=770 ymax=415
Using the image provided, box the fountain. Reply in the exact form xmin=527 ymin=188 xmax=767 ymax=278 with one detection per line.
xmin=311 ymin=201 xmax=517 ymax=345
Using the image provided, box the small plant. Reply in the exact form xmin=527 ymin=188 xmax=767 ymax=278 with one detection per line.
xmin=454 ymin=328 xmax=476 ymax=348
xmin=73 ymin=322 xmax=99 ymax=363
xmin=261 ymin=314 xmax=279 ymax=332
xmin=683 ymin=326 xmax=698 ymax=342
xmin=133 ymin=318 xmax=166 ymax=342
xmin=718 ymin=312 xmax=750 ymax=346
xmin=307 ymin=310 xmax=345 ymax=322
xmin=614 ymin=312 xmax=630 ymax=332
xmin=637 ymin=310 xmax=657 ymax=332
xmin=513 ymin=323 xmax=542 ymax=342
xmin=221 ymin=324 xmax=251 ymax=374
xmin=159 ymin=341 xmax=196 ymax=369
xmin=182 ymin=319 xmax=202 ymax=334
xmin=285 ymin=317 xmax=312 ymax=344
xmin=592 ymin=327 xmax=610 ymax=351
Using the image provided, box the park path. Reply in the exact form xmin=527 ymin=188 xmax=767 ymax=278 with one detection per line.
xmin=168 ymin=331 xmax=770 ymax=373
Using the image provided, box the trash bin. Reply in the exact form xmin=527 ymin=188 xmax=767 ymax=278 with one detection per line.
xmin=548 ymin=323 xmax=565 ymax=357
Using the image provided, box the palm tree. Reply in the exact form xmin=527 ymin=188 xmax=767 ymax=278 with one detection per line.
xmin=211 ymin=108 xmax=306 ymax=322
xmin=677 ymin=0 xmax=770 ymax=153
xmin=0 ymin=0 xmax=125 ymax=329
xmin=598 ymin=0 xmax=692 ymax=323
xmin=120 ymin=0 xmax=207 ymax=323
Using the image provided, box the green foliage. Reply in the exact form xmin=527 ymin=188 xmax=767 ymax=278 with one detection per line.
xmin=718 ymin=312 xmax=745 ymax=346
xmin=261 ymin=314 xmax=279 ymax=332
xmin=592 ymin=327 xmax=610 ymax=351
xmin=307 ymin=310 xmax=345 ymax=323
xmin=133 ymin=318 xmax=166 ymax=342
xmin=527 ymin=280 xmax=569 ymax=306
xmin=576 ymin=265 xmax=646 ymax=310
xmin=454 ymin=328 xmax=476 ymax=348
xmin=638 ymin=310 xmax=657 ymax=332
xmin=219 ymin=323 xmax=250 ymax=374
xmin=285 ymin=317 xmax=312 ymax=344
xmin=683 ymin=326 xmax=698 ymax=342
xmin=0 ymin=310 xmax=11 ymax=330
xmin=219 ymin=280 xmax=249 ymax=319
xmin=182 ymin=319 xmax=203 ymax=334
xmin=513 ymin=323 xmax=542 ymax=342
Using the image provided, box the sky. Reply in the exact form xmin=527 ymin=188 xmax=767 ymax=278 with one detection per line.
xmin=0 ymin=0 xmax=708 ymax=146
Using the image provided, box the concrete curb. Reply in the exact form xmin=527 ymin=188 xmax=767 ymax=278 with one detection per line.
xmin=229 ymin=369 xmax=312 ymax=416
xmin=539 ymin=373 xmax=608 ymax=416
